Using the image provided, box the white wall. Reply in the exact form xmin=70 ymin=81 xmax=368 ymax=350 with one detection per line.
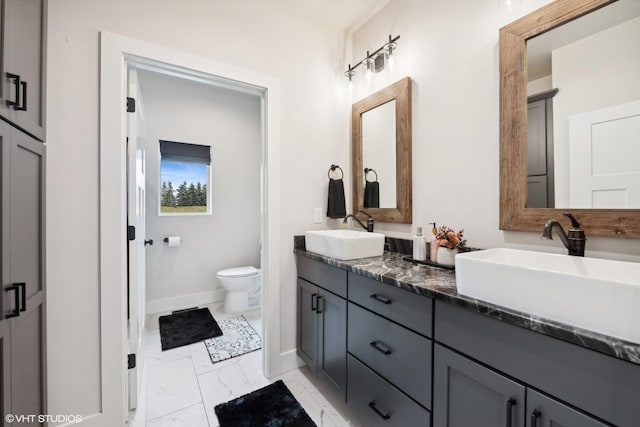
xmin=46 ymin=0 xmax=640 ymax=421
xmin=551 ymin=16 xmax=640 ymax=206
xmin=137 ymin=70 xmax=261 ymax=310
xmin=47 ymin=0 xmax=348 ymax=421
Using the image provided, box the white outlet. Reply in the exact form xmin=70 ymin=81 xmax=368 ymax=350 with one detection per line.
xmin=314 ymin=207 xmax=323 ymax=224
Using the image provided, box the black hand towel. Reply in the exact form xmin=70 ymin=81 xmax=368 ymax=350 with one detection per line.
xmin=364 ymin=180 xmax=380 ymax=208
xmin=327 ymin=178 xmax=346 ymax=218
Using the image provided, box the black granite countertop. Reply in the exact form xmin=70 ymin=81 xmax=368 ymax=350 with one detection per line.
xmin=294 ymin=247 xmax=640 ymax=367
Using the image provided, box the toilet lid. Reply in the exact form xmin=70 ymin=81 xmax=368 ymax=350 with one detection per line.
xmin=217 ymin=266 xmax=259 ymax=278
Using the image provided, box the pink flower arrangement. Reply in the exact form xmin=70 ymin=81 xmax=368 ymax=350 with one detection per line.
xmin=432 ymin=225 xmax=466 ymax=249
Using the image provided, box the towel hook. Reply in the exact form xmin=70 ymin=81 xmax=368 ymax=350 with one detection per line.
xmin=328 ymin=164 xmax=343 ymax=179
xmin=364 ymin=167 xmax=378 ymax=182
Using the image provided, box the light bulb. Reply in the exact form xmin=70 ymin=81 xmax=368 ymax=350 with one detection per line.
xmin=363 ymin=54 xmax=374 ymax=84
xmin=386 ymin=53 xmax=395 ymax=72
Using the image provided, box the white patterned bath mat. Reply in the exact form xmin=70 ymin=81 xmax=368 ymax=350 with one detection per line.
xmin=204 ymin=315 xmax=262 ymax=364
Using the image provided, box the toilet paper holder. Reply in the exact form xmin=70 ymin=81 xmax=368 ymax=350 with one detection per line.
xmin=163 ymin=236 xmax=181 ymax=247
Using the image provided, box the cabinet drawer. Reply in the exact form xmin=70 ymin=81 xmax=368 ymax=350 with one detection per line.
xmin=348 ymin=272 xmax=432 ymax=337
xmin=347 ymin=354 xmax=431 ymax=427
xmin=296 ymin=256 xmax=347 ymax=298
xmin=348 ymin=302 xmax=431 ymax=408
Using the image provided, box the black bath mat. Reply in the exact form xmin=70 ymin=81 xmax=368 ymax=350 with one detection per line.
xmin=214 ymin=380 xmax=316 ymax=427
xmin=159 ymin=307 xmax=222 ymax=351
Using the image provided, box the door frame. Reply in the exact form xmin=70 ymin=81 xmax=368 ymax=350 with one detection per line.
xmin=99 ymin=32 xmax=282 ymax=425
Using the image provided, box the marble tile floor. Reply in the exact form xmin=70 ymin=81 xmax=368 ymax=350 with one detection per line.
xmin=129 ymin=302 xmax=359 ymax=427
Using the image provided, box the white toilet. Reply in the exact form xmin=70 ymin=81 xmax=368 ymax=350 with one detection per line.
xmin=217 ymin=266 xmax=261 ymax=313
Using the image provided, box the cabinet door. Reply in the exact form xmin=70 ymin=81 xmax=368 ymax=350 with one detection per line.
xmin=1 ymin=124 xmax=46 ymax=422
xmin=434 ymin=344 xmax=525 ymax=427
xmin=527 ymin=389 xmax=607 ymax=427
xmin=527 ymin=99 xmax=547 ymax=177
xmin=1 ymin=0 xmax=46 ymax=140
xmin=317 ymin=289 xmax=346 ymax=398
xmin=297 ymin=278 xmax=318 ymax=372
xmin=0 ymin=322 xmax=9 ymax=427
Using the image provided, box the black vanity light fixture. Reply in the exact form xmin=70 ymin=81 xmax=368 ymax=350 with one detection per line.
xmin=345 ymin=34 xmax=400 ymax=82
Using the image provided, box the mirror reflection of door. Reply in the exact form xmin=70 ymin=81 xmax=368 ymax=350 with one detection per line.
xmin=526 ymin=0 xmax=640 ymax=209
xmin=362 ymin=99 xmax=396 ymax=209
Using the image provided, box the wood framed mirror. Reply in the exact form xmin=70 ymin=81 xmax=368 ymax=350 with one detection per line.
xmin=352 ymin=77 xmax=412 ymax=223
xmin=499 ymin=0 xmax=640 ymax=238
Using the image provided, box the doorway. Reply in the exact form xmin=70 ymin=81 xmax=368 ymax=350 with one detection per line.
xmin=100 ymin=32 xmax=282 ymax=425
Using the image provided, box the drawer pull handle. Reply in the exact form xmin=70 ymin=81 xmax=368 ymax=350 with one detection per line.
xmin=17 ymin=282 xmax=26 ymax=312
xmin=15 ymin=80 xmax=27 ymax=111
xmin=311 ymin=293 xmax=317 ymax=312
xmin=370 ymin=294 xmax=392 ymax=304
xmin=6 ymin=72 xmax=20 ymax=108
xmin=316 ymin=296 xmax=324 ymax=314
xmin=369 ymin=340 xmax=392 ymax=355
xmin=5 ymin=284 xmax=21 ymax=318
xmin=368 ymin=401 xmax=391 ymax=420
xmin=530 ymin=410 xmax=541 ymax=427
xmin=506 ymin=398 xmax=516 ymax=427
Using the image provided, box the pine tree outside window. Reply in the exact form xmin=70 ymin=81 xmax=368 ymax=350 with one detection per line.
xmin=159 ymin=140 xmax=211 ymax=215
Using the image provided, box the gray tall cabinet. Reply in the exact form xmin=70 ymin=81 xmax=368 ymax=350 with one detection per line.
xmin=0 ymin=1 xmax=47 ymax=425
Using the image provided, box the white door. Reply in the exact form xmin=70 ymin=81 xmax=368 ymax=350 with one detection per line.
xmin=126 ymin=67 xmax=147 ymax=411
xmin=569 ymin=100 xmax=640 ymax=208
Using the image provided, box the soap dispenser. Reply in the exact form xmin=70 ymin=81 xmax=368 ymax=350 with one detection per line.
xmin=413 ymin=226 xmax=427 ymax=261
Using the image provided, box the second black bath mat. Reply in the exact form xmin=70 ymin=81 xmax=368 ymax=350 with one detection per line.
xmin=159 ymin=307 xmax=223 ymax=351
xmin=214 ymin=380 xmax=316 ymax=427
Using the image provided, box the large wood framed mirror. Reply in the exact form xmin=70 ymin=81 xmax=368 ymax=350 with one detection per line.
xmin=352 ymin=77 xmax=412 ymax=223
xmin=500 ymin=0 xmax=640 ymax=238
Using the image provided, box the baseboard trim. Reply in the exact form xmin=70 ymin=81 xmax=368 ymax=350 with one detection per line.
xmin=146 ymin=289 xmax=226 ymax=315
xmin=279 ymin=348 xmax=304 ymax=374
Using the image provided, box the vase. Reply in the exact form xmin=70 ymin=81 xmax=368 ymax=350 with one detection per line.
xmin=436 ymin=247 xmax=458 ymax=266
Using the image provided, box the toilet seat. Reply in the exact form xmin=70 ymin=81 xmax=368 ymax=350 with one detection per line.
xmin=217 ymin=266 xmax=259 ymax=278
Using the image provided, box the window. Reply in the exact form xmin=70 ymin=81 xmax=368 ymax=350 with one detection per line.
xmin=159 ymin=140 xmax=211 ymax=214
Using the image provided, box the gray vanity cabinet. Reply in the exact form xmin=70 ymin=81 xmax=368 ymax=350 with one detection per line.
xmin=434 ymin=301 xmax=638 ymax=427
xmin=296 ymin=257 xmax=347 ymax=400
xmin=433 ymin=344 xmax=608 ymax=427
xmin=433 ymin=344 xmax=525 ymax=427
xmin=0 ymin=0 xmax=47 ymax=141
xmin=0 ymin=121 xmax=46 ymax=426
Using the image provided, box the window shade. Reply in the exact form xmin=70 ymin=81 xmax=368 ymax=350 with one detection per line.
xmin=159 ymin=140 xmax=211 ymax=165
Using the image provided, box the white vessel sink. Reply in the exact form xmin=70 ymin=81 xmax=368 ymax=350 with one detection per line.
xmin=455 ymin=248 xmax=640 ymax=344
xmin=305 ymin=230 xmax=385 ymax=260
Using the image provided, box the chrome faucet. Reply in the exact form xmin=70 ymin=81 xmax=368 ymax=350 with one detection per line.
xmin=343 ymin=210 xmax=374 ymax=232
xmin=542 ymin=213 xmax=586 ymax=257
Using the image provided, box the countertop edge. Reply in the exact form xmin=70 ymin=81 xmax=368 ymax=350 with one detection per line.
xmin=294 ymin=248 xmax=640 ymax=366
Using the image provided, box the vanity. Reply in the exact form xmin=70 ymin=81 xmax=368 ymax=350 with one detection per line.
xmin=297 ymin=0 xmax=640 ymax=424
xmin=295 ymin=247 xmax=640 ymax=427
